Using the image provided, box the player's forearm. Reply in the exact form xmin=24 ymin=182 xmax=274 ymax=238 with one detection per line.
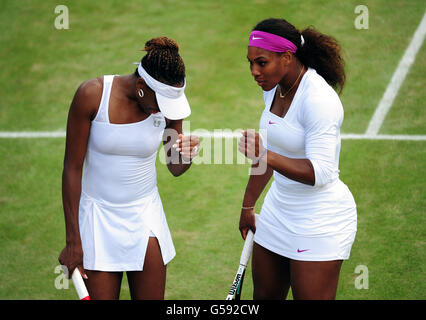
xmin=163 ymin=130 xmax=194 ymax=176
xmin=62 ymin=166 xmax=83 ymax=245
xmin=167 ymin=160 xmax=192 ymax=177
xmin=242 ymin=165 xmax=273 ymax=207
xmin=262 ymin=150 xmax=315 ymax=186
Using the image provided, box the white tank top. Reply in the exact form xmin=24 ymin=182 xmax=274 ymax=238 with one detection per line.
xmin=81 ymin=75 xmax=166 ymax=204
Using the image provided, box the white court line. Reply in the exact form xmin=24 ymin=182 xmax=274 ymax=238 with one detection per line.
xmin=1 ymin=131 xmax=425 ymax=141
xmin=189 ymin=131 xmax=426 ymax=141
xmin=366 ymin=11 xmax=426 ymax=135
xmin=340 ymin=133 xmax=426 ymax=141
xmin=191 ymin=132 xmax=426 ymax=141
xmin=0 ymin=131 xmax=66 ymax=138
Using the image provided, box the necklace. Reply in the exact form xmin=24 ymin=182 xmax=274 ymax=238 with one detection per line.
xmin=278 ymin=65 xmax=305 ymax=99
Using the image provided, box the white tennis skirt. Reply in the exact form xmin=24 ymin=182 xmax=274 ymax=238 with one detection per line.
xmin=78 ymin=187 xmax=176 ymax=271
xmin=254 ymin=180 xmax=357 ymax=261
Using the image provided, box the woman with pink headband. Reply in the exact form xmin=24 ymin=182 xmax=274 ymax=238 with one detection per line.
xmin=238 ymin=18 xmax=357 ymax=300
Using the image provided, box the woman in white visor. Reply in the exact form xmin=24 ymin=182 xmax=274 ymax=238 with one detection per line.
xmin=59 ymin=37 xmax=199 ymax=299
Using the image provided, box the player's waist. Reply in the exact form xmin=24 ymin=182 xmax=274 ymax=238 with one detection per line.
xmin=80 ymin=185 xmax=159 ymax=208
xmin=273 ymin=172 xmax=340 ymax=194
xmin=81 ymin=165 xmax=158 ymax=204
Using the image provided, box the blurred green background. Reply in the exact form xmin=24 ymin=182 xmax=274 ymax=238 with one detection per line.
xmin=0 ymin=0 xmax=424 ymax=299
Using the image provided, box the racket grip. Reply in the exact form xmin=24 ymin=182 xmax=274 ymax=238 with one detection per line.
xmin=239 ymin=214 xmax=258 ymax=266
xmin=239 ymin=229 xmax=254 ymax=266
xmin=71 ymin=269 xmax=90 ymax=300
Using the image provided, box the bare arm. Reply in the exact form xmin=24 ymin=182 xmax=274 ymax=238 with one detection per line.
xmin=239 ymin=129 xmax=315 ymax=186
xmin=263 ymin=151 xmax=315 ymax=186
xmin=162 ymin=119 xmax=199 ymax=177
xmin=239 ymin=164 xmax=274 ymax=239
xmin=237 ymin=130 xmax=314 ymax=239
xmin=58 ymin=78 xmax=101 ymax=278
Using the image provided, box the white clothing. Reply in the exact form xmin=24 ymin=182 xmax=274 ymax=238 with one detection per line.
xmin=79 ymin=75 xmax=176 ymax=271
xmin=255 ymin=68 xmax=357 ymax=261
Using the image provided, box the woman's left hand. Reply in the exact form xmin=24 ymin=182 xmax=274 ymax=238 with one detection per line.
xmin=173 ymin=134 xmax=200 ymax=160
xmin=238 ymin=130 xmax=265 ymax=162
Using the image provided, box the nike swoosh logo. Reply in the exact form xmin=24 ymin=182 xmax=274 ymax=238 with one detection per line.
xmin=268 ymin=121 xmax=276 ymax=125
xmin=252 ymin=36 xmax=263 ymax=40
xmin=297 ymin=249 xmax=310 ymax=253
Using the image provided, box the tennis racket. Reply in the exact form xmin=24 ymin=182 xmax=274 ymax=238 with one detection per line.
xmin=71 ymin=268 xmax=90 ymax=300
xmin=226 ymin=215 xmax=257 ymax=300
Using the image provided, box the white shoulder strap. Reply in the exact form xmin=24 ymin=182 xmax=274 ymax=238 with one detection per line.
xmin=93 ymin=75 xmax=115 ymax=123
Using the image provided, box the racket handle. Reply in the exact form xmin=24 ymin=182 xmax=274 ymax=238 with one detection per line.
xmin=239 ymin=229 xmax=254 ymax=266
xmin=71 ymin=269 xmax=90 ymax=300
xmin=239 ymin=214 xmax=258 ymax=267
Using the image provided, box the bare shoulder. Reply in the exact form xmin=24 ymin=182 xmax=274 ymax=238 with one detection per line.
xmin=75 ymin=77 xmax=103 ymax=101
xmin=70 ymin=77 xmax=103 ymax=118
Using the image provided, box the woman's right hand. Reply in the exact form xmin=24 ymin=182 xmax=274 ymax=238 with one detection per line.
xmin=58 ymin=243 xmax=87 ymax=279
xmin=239 ymin=208 xmax=256 ymax=240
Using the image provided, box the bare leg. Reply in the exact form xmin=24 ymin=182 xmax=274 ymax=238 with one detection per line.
xmin=252 ymin=243 xmax=291 ymax=300
xmin=84 ymin=270 xmax=123 ymax=300
xmin=126 ymin=237 xmax=166 ymax=300
xmin=290 ymin=259 xmax=343 ymax=300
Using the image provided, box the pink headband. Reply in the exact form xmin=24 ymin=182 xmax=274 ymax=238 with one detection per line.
xmin=248 ymin=30 xmax=298 ymax=53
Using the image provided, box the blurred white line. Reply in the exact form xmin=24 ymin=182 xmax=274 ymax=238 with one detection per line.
xmin=191 ymin=131 xmax=426 ymax=141
xmin=1 ymin=131 xmax=425 ymax=141
xmin=0 ymin=131 xmax=66 ymax=138
xmin=366 ymin=11 xmax=426 ymax=135
xmin=341 ymin=134 xmax=426 ymax=141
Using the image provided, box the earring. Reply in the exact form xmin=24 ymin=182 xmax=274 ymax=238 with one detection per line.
xmin=138 ymin=89 xmax=144 ymax=98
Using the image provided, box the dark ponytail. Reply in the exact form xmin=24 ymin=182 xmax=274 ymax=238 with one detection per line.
xmin=253 ymin=18 xmax=346 ymax=93
xmin=135 ymin=36 xmax=186 ymax=86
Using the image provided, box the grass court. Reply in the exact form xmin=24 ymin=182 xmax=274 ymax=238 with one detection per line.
xmin=0 ymin=0 xmax=424 ymax=299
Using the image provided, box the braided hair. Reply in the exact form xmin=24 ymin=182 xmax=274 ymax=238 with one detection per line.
xmin=135 ymin=36 xmax=185 ymax=86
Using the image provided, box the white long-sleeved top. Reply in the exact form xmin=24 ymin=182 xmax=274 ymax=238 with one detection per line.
xmin=254 ymin=68 xmax=357 ymax=261
xmin=260 ymin=68 xmax=343 ymax=188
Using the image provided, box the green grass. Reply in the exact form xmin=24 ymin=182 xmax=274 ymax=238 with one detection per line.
xmin=0 ymin=0 xmax=425 ymax=300
xmin=380 ymin=41 xmax=426 ymax=135
xmin=0 ymin=138 xmax=424 ymax=299
xmin=338 ymin=140 xmax=425 ymax=299
xmin=1 ymin=0 xmax=425 ymax=133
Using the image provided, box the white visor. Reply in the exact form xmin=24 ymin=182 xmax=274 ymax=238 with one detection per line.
xmin=137 ymin=63 xmax=191 ymax=120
